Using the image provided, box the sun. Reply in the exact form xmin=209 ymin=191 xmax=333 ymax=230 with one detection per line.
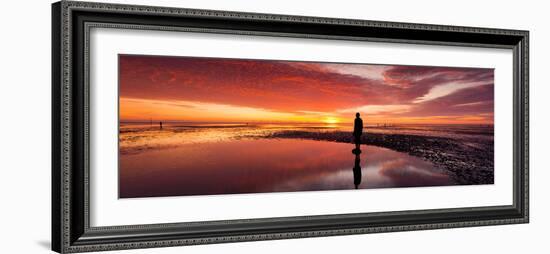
xmin=322 ymin=117 xmax=341 ymax=124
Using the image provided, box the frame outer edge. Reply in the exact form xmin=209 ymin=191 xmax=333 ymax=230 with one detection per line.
xmin=60 ymin=0 xmax=73 ymax=253
xmin=52 ymin=1 xmax=62 ymax=253
xmin=56 ymin=1 xmax=530 ymax=252
xmin=65 ymin=0 xmax=527 ymax=36
xmin=523 ymin=31 xmax=529 ymax=223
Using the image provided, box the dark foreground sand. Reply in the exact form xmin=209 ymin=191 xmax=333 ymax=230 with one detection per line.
xmin=265 ymin=130 xmax=494 ymax=185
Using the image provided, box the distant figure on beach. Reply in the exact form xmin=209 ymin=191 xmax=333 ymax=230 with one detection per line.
xmin=159 ymin=121 xmax=163 ymax=129
xmin=353 ymin=112 xmax=363 ymax=145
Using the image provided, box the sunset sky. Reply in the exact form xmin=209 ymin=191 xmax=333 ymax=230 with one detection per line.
xmin=119 ymin=55 xmax=494 ymax=124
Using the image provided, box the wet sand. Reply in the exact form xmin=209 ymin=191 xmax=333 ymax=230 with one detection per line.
xmin=264 ymin=130 xmax=494 ymax=185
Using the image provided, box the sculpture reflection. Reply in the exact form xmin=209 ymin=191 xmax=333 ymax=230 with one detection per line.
xmin=352 ymin=147 xmax=362 ymax=189
xmin=352 ymin=112 xmax=364 ymax=189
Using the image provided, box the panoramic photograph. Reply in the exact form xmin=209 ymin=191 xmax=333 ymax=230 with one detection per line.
xmin=118 ymin=54 xmax=494 ymax=198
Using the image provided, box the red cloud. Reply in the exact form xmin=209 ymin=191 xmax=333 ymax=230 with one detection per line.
xmin=119 ymin=55 xmax=493 ymax=117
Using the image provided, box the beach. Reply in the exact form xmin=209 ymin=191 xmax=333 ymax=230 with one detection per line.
xmin=119 ymin=123 xmax=493 ymax=198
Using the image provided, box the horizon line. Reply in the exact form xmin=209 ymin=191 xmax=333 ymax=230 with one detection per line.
xmin=119 ymin=120 xmax=494 ymax=125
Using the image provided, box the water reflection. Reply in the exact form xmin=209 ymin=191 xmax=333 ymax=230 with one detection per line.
xmin=120 ymin=138 xmax=454 ymax=198
xmin=352 ymin=146 xmax=362 ymax=189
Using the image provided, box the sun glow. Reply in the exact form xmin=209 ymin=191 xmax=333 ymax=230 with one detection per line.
xmin=322 ymin=117 xmax=341 ymax=124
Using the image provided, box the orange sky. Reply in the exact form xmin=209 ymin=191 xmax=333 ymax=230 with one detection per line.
xmin=119 ymin=55 xmax=494 ymax=125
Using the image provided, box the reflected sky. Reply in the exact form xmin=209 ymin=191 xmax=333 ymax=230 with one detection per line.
xmin=119 ymin=138 xmax=453 ymax=198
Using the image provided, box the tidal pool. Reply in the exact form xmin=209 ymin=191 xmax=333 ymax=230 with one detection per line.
xmin=119 ymin=138 xmax=453 ymax=198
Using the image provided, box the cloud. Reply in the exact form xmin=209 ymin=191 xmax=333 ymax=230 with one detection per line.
xmin=120 ymin=55 xmax=404 ymax=112
xmin=338 ymin=105 xmax=411 ymax=114
xmin=404 ymin=84 xmax=494 ymax=117
xmin=320 ymin=63 xmax=390 ymax=81
xmin=119 ymin=55 xmax=494 ymax=122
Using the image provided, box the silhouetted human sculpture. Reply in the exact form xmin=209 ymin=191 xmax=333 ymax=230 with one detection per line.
xmin=353 ymin=112 xmax=363 ymax=146
xmin=352 ymin=146 xmax=362 ymax=189
xmin=159 ymin=121 xmax=163 ymax=129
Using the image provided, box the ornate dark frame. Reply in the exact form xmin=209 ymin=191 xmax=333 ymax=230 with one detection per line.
xmin=51 ymin=1 xmax=529 ymax=253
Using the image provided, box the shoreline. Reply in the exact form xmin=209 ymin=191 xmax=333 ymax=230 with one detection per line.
xmin=264 ymin=130 xmax=494 ymax=185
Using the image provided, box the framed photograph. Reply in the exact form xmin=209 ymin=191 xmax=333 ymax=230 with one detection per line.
xmin=52 ymin=1 xmax=529 ymax=253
